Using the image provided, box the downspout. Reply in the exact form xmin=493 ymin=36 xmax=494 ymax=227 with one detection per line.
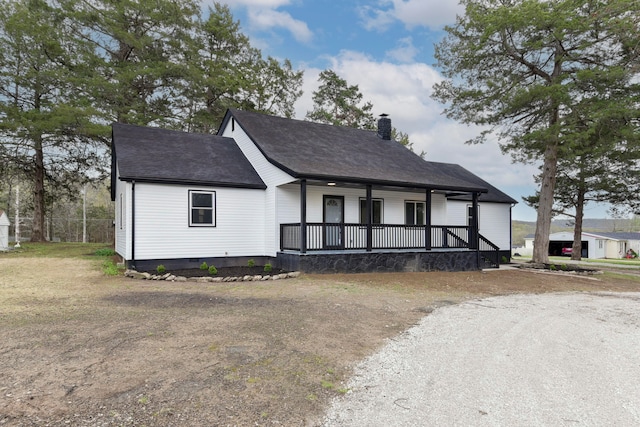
xmin=131 ymin=180 xmax=136 ymax=270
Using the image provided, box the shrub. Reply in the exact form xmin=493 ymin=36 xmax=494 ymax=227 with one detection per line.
xmin=561 ymin=264 xmax=568 ymax=270
xmin=95 ymin=248 xmax=116 ymax=257
xmin=156 ymin=265 xmax=166 ymax=274
xmin=501 ymin=256 xmax=508 ymax=264
xmin=549 ymin=264 xmax=557 ymax=271
xmin=263 ymin=263 xmax=273 ymax=273
xmin=200 ymin=261 xmax=208 ymax=270
xmin=208 ymin=265 xmax=218 ymax=275
xmin=247 ymin=259 xmax=255 ymax=268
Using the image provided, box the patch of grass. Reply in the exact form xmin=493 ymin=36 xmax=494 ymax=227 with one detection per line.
xmin=102 ymin=260 xmax=121 ymax=276
xmin=1 ymin=242 xmax=108 ymax=259
xmin=94 ymin=248 xmax=116 ymax=257
xmin=321 ymin=380 xmax=334 ymax=390
xmin=602 ymin=271 xmax=640 ymax=282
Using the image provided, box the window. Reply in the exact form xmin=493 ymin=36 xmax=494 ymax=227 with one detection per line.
xmin=119 ymin=193 xmax=124 ymax=230
xmin=405 ymin=201 xmax=425 ymax=225
xmin=189 ymin=190 xmax=216 ymax=226
xmin=467 ymin=204 xmax=480 ymax=226
xmin=359 ymin=198 xmax=383 ymax=224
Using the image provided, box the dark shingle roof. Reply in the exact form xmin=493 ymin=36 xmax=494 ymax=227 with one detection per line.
xmin=112 ymin=123 xmax=266 ymax=190
xmin=221 ymin=109 xmax=495 ymax=194
xmin=442 ymin=164 xmax=518 ymax=204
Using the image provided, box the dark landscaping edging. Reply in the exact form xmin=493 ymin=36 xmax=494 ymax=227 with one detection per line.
xmin=124 ymin=270 xmax=301 ymax=282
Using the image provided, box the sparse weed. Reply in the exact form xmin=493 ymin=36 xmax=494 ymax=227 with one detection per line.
xmin=102 ymin=260 xmax=120 ymax=276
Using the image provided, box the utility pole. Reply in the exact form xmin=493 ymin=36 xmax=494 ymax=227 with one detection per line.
xmin=82 ymin=184 xmax=87 ymax=243
xmin=15 ymin=186 xmax=20 ymax=248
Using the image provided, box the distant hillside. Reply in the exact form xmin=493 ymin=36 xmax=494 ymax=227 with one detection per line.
xmin=512 ymin=218 xmax=640 ymax=246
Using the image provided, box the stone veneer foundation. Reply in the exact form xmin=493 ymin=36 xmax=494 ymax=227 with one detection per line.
xmin=276 ymin=251 xmax=479 ymax=274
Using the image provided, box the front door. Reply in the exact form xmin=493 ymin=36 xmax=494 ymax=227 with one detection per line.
xmin=323 ymin=195 xmax=344 ymax=249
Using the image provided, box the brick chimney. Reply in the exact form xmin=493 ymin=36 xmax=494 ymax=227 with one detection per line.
xmin=377 ymin=114 xmax=391 ymax=140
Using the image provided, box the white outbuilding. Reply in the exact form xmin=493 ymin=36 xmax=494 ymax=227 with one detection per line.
xmin=0 ymin=210 xmax=10 ymax=251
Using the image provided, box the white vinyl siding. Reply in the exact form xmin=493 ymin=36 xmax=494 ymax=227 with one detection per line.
xmin=220 ymin=121 xmax=295 ymax=256
xmin=114 ymin=167 xmax=131 ymax=260
xmin=448 ymin=200 xmax=511 ymax=250
xmin=277 ymin=184 xmax=447 ymax=227
xmin=132 ymin=183 xmax=265 ymax=260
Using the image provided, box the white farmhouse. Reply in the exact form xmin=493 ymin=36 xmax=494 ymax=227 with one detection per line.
xmin=111 ymin=110 xmax=517 ymax=273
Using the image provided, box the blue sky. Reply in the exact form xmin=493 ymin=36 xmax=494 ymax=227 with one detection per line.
xmin=214 ymin=0 xmax=612 ymax=222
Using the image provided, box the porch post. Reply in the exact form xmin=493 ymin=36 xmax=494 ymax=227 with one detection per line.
xmin=366 ymin=184 xmax=372 ymax=252
xmin=470 ymin=192 xmax=479 ymax=250
xmin=300 ymin=179 xmax=307 ymax=254
xmin=425 ymin=188 xmax=432 ymax=250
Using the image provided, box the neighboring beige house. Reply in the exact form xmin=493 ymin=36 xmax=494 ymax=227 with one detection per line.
xmin=522 ymin=231 xmax=640 ymax=259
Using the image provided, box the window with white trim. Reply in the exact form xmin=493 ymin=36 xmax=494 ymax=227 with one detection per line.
xmin=359 ymin=198 xmax=383 ymax=224
xmin=119 ymin=193 xmax=124 ymax=230
xmin=405 ymin=201 xmax=425 ymax=225
xmin=189 ymin=190 xmax=216 ymax=226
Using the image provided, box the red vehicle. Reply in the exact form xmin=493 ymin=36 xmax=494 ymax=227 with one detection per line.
xmin=561 ymin=247 xmax=572 ymax=256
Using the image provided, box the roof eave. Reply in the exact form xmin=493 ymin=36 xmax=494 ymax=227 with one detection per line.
xmin=118 ymin=176 xmax=267 ymax=190
xmin=295 ymin=173 xmax=488 ymax=193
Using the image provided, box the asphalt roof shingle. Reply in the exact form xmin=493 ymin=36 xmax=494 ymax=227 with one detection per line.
xmin=222 ymin=109 xmax=516 ymax=202
xmin=112 ymin=123 xmax=265 ymax=189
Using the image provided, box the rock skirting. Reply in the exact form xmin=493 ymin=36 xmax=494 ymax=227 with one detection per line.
xmin=124 ymin=270 xmax=301 ymax=282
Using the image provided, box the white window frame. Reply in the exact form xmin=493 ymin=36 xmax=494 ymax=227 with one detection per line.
xmin=119 ymin=193 xmax=124 ymax=230
xmin=189 ymin=190 xmax=216 ymax=227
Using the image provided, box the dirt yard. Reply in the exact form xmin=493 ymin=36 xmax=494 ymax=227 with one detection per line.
xmin=1 ymin=257 xmax=639 ymax=426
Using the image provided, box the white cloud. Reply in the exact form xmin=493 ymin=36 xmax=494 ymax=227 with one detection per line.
xmin=385 ymin=37 xmax=419 ymax=63
xmin=214 ymin=0 xmax=312 ymax=44
xmin=294 ymin=50 xmax=538 ymax=219
xmin=360 ymin=0 xmax=463 ymax=31
xmin=215 ymin=0 xmax=292 ymax=8
xmin=357 ymin=5 xmax=396 ymax=32
xmin=247 ymin=8 xmax=313 ymax=43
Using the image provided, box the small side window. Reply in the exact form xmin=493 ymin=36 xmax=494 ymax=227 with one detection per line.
xmin=119 ymin=193 xmax=124 ymax=230
xmin=189 ymin=190 xmax=216 ymax=227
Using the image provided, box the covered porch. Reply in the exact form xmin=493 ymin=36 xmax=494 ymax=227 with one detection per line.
xmin=276 ymin=179 xmax=500 ymax=273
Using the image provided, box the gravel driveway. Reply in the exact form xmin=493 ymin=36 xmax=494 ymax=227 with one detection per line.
xmin=321 ymin=292 xmax=640 ymax=426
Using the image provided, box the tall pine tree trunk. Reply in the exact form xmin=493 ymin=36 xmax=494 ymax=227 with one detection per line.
xmin=572 ymin=187 xmax=585 ymax=260
xmin=30 ymin=134 xmax=47 ymax=242
xmin=532 ymin=143 xmax=559 ymax=264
